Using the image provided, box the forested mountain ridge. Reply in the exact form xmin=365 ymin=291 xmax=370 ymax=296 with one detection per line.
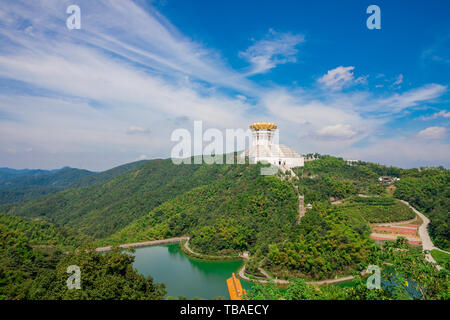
xmin=0 ymin=158 xmax=242 ymax=238
xmin=0 ymin=155 xmax=448 ymax=298
xmin=0 ymin=167 xmax=60 ymax=183
xmin=1 ymin=155 xmax=447 ymax=250
xmin=103 ymin=163 xmax=298 ymax=253
xmin=0 ymin=167 xmax=93 ymax=189
xmin=0 ymin=160 xmax=148 ymax=205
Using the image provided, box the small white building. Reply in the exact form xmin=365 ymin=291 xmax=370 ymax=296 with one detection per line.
xmin=239 ymin=122 xmax=304 ymax=169
xmin=346 ymin=159 xmax=359 ymax=166
xmin=378 ymin=176 xmax=400 ymax=183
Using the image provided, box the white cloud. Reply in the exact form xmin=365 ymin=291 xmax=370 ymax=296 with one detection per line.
xmin=126 ymin=126 xmax=151 ymax=135
xmin=377 ymin=84 xmax=447 ymax=112
xmin=419 ymin=110 xmax=450 ymax=120
xmin=421 ymin=35 xmax=450 ymax=66
xmin=259 ymin=89 xmax=382 ymax=153
xmin=417 ymin=126 xmax=447 ymax=139
xmin=318 ymin=66 xmax=356 ymax=90
xmin=355 ymin=75 xmax=369 ymax=85
xmin=239 ymin=29 xmax=304 ymax=75
xmin=345 ymin=136 xmax=450 ymax=168
xmin=393 ymin=74 xmax=403 ymax=86
xmin=0 ymin=0 xmax=448 ymax=170
xmin=316 ymin=124 xmax=357 ymax=139
xmin=318 ymin=66 xmax=369 ymax=90
xmin=0 ymin=0 xmax=256 ymax=94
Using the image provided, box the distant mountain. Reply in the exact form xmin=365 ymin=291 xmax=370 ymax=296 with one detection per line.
xmin=0 ymin=160 xmax=148 ymax=205
xmin=0 ymin=158 xmax=228 ymax=238
xmin=0 ymin=167 xmax=59 ymax=183
xmin=0 ymin=167 xmax=94 ymax=189
xmin=1 ymin=155 xmax=447 ymax=255
xmin=66 ymin=160 xmax=149 ymax=189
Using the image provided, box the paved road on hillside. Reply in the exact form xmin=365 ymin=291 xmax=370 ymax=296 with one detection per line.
xmin=399 ymin=200 xmax=449 ymax=270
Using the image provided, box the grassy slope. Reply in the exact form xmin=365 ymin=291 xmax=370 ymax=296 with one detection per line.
xmin=431 ymin=250 xmax=450 ymax=270
xmin=332 ymin=196 xmax=416 ymax=223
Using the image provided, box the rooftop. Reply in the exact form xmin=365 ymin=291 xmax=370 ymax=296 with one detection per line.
xmin=249 ymin=122 xmax=277 ymax=130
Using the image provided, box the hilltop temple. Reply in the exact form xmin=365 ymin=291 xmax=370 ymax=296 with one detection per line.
xmin=239 ymin=122 xmax=304 ymax=169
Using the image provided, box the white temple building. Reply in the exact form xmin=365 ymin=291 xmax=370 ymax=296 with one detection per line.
xmin=239 ymin=122 xmax=304 ymax=169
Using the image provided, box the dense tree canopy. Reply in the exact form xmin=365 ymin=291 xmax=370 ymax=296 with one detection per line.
xmin=1 ymin=155 xmax=448 ymax=299
xmin=0 ymin=214 xmax=165 ymax=300
xmin=246 ymin=239 xmax=449 ymax=300
xmin=394 ymin=168 xmax=449 ymax=250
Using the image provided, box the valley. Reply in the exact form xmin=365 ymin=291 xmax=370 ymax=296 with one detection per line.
xmin=0 ymin=155 xmax=448 ymax=300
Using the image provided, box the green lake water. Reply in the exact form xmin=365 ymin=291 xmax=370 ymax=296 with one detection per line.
xmin=132 ymin=243 xmax=253 ymax=299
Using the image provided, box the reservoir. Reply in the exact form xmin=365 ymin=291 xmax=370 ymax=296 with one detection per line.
xmin=132 ymin=243 xmax=253 ymax=299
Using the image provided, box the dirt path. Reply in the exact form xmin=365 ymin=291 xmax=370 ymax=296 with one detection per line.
xmin=279 ymin=167 xmax=305 ymax=223
xmin=183 ymin=237 xmax=196 ymax=255
xmin=237 ymin=263 xmax=363 ymax=286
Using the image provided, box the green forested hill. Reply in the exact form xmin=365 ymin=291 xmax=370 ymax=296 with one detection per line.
xmin=0 ymin=213 xmax=90 ymax=250
xmin=295 ymin=156 xmax=449 ymax=250
xmin=394 ymin=168 xmax=449 ymax=250
xmin=65 ymin=160 xmax=149 ymax=188
xmin=293 ymin=156 xmax=394 ymax=202
xmin=0 ymin=158 xmax=241 ymax=238
xmin=0 ymin=213 xmax=165 ymax=300
xmin=0 ymin=167 xmax=93 ymax=189
xmin=0 ymin=168 xmax=60 ymax=183
xmin=0 ymin=161 xmax=148 ymax=205
xmin=1 ymin=155 xmax=448 ymax=292
xmin=104 ymin=163 xmax=298 ymax=253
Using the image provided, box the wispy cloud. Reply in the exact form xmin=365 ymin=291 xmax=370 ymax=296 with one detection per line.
xmin=419 ymin=110 xmax=450 ymax=120
xmin=239 ymin=29 xmax=304 ymax=75
xmin=317 ymin=66 xmax=365 ymax=90
xmin=417 ymin=126 xmax=447 ymax=139
xmin=0 ymin=0 xmax=448 ymax=169
xmin=346 ymin=135 xmax=450 ymax=168
xmin=392 ymin=74 xmax=403 ymax=86
xmin=316 ymin=124 xmax=357 ymax=139
xmin=377 ymin=84 xmax=447 ymax=112
xmin=421 ymin=35 xmax=450 ymax=66
xmin=126 ymin=126 xmax=151 ymax=135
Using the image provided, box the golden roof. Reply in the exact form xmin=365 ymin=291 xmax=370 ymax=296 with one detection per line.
xmin=249 ymin=122 xmax=277 ymax=130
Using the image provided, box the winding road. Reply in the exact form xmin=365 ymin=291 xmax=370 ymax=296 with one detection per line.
xmin=399 ymin=200 xmax=449 ymax=270
xmin=93 ymin=199 xmax=446 ymax=286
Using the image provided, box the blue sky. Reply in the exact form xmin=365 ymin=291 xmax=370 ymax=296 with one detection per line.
xmin=0 ymin=0 xmax=449 ymax=170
